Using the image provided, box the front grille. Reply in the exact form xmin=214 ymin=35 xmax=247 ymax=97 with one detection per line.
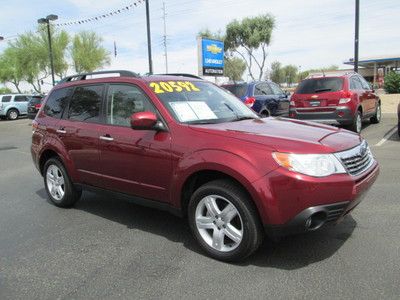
xmin=325 ymin=202 xmax=348 ymax=223
xmin=335 ymin=140 xmax=374 ymax=176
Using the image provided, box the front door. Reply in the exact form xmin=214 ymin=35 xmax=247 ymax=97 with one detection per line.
xmin=99 ymin=83 xmax=172 ymax=202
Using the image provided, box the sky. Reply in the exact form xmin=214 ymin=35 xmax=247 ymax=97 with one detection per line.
xmin=0 ymin=0 xmax=399 ymax=91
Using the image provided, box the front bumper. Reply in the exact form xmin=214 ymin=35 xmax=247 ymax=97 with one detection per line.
xmin=253 ymin=161 xmax=379 ymax=238
xmin=290 ymin=106 xmax=354 ymax=125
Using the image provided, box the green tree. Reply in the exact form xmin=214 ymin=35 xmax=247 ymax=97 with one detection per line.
xmin=269 ymin=61 xmax=284 ymax=84
xmin=37 ymin=25 xmax=70 ymax=79
xmin=384 ymin=71 xmax=400 ymax=94
xmin=71 ymin=31 xmax=110 ymax=73
xmin=0 ymin=48 xmax=24 ymax=93
xmin=298 ymin=71 xmax=310 ymax=81
xmin=224 ymin=57 xmax=246 ymax=82
xmin=282 ymin=65 xmax=298 ymax=87
xmin=0 ymin=86 xmax=12 ymax=94
xmin=225 ymin=14 xmax=275 ymax=81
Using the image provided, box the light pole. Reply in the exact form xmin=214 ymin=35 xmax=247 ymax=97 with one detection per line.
xmin=354 ymin=0 xmax=360 ymax=72
xmin=0 ymin=36 xmax=4 ymax=41
xmin=145 ymin=0 xmax=153 ymax=74
xmin=38 ymin=14 xmax=58 ymax=86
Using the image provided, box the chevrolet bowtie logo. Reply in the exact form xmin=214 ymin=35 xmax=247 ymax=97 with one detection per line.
xmin=206 ymin=44 xmax=222 ymax=55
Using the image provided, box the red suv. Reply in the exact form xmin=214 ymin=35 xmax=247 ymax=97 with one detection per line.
xmin=31 ymin=71 xmax=379 ymax=261
xmin=290 ymin=73 xmax=381 ymax=133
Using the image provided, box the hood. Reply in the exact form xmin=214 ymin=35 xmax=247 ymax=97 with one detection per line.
xmin=189 ymin=117 xmax=362 ymax=153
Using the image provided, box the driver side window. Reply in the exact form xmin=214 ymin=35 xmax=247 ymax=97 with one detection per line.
xmin=106 ymin=84 xmax=156 ymax=127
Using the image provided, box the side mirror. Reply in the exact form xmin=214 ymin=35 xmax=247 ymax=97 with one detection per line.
xmin=130 ymin=111 xmax=158 ymax=130
xmin=284 ymin=90 xmax=291 ymax=97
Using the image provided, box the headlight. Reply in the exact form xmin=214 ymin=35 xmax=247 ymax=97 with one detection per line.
xmin=272 ymin=152 xmax=346 ymax=177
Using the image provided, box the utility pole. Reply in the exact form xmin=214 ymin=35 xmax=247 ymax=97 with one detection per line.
xmin=145 ymin=0 xmax=153 ymax=74
xmin=354 ymin=0 xmax=360 ymax=72
xmin=162 ymin=2 xmax=168 ymax=73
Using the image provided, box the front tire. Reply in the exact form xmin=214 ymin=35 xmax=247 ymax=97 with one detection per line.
xmin=188 ymin=179 xmax=263 ymax=262
xmin=43 ymin=158 xmax=81 ymax=208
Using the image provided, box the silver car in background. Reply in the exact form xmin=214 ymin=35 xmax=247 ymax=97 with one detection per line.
xmin=0 ymin=94 xmax=34 ymax=120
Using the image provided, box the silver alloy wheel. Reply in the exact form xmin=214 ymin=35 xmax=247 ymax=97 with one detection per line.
xmin=46 ymin=164 xmax=65 ymax=201
xmin=9 ymin=110 xmax=18 ymax=120
xmin=356 ymin=113 xmax=362 ymax=133
xmin=195 ymin=195 xmax=243 ymax=252
xmin=376 ymin=105 xmax=381 ymax=121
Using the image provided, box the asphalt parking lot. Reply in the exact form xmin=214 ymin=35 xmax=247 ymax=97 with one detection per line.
xmin=0 ymin=116 xmax=399 ymax=299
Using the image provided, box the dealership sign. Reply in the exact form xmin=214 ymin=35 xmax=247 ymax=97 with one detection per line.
xmin=198 ymin=38 xmax=224 ymax=76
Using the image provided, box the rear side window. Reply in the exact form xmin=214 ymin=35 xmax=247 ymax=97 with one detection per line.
xmin=14 ymin=95 xmax=28 ymax=102
xmin=44 ymin=88 xmax=71 ymax=118
xmin=1 ymin=96 xmax=11 ymax=103
xmin=296 ymin=78 xmax=343 ymax=94
xmin=68 ymin=85 xmax=103 ymax=123
xmin=254 ymin=83 xmax=273 ymax=96
xmin=223 ymin=84 xmax=248 ymax=98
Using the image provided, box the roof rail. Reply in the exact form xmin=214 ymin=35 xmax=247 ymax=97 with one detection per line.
xmin=154 ymin=73 xmax=203 ymax=80
xmin=58 ymin=70 xmax=140 ymax=84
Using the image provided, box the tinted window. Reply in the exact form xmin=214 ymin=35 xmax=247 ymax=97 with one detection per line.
xmin=296 ymin=78 xmax=343 ymax=94
xmin=358 ymin=76 xmax=370 ymax=90
xmin=269 ymin=82 xmax=284 ymax=95
xmin=222 ymin=84 xmax=248 ymax=98
xmin=350 ymin=77 xmax=363 ymax=90
xmin=14 ymin=95 xmax=28 ymax=102
xmin=1 ymin=96 xmax=11 ymax=103
xmin=254 ymin=83 xmax=273 ymax=96
xmin=44 ymin=88 xmax=71 ymax=118
xmin=68 ymin=85 xmax=103 ymax=123
xmin=106 ymin=84 xmax=156 ymax=127
xmin=28 ymin=96 xmax=43 ymax=105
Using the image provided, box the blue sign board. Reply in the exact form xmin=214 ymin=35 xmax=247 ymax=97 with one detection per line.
xmin=200 ymin=38 xmax=224 ymax=76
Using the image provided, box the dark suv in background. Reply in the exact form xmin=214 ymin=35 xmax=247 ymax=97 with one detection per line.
xmin=221 ymin=81 xmax=290 ymax=117
xmin=27 ymin=95 xmax=45 ymax=119
xmin=290 ymin=73 xmax=381 ymax=133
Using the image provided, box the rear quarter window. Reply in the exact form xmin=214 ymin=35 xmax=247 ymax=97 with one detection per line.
xmin=222 ymin=84 xmax=248 ymax=98
xmin=1 ymin=96 xmax=12 ymax=103
xmin=296 ymin=78 xmax=343 ymax=94
xmin=44 ymin=88 xmax=72 ymax=118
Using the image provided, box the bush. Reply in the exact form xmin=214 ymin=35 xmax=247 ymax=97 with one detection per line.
xmin=384 ymin=72 xmax=400 ymax=94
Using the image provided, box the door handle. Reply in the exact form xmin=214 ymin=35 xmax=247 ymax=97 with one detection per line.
xmin=100 ymin=135 xmax=114 ymax=142
xmin=56 ymin=128 xmax=66 ymax=134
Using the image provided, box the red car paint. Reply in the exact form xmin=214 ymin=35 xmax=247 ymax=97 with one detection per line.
xmin=31 ymin=75 xmax=379 ymax=232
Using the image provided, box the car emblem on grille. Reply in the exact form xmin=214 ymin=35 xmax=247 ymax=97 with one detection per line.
xmin=360 ymin=142 xmax=367 ymax=156
xmin=311 ymin=95 xmax=318 ymax=99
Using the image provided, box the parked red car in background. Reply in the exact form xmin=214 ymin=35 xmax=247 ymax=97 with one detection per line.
xmin=31 ymin=71 xmax=379 ymax=261
xmin=289 ymin=72 xmax=381 ymax=133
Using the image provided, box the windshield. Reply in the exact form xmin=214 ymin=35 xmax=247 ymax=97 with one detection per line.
xmin=296 ymin=77 xmax=343 ymax=94
xmin=148 ymin=80 xmax=258 ymax=124
xmin=221 ymin=84 xmax=248 ymax=98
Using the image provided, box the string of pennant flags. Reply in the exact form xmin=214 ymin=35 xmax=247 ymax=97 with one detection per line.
xmin=54 ymin=0 xmax=144 ymax=27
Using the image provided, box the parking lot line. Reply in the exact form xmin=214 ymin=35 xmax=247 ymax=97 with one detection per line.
xmin=375 ymin=126 xmax=398 ymax=147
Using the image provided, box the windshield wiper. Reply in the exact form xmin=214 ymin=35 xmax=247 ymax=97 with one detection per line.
xmin=232 ymin=116 xmax=258 ymax=122
xmin=314 ymin=88 xmax=332 ymax=93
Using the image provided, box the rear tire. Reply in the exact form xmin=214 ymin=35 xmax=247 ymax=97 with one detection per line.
xmin=348 ymin=111 xmax=362 ymax=133
xmin=370 ymin=102 xmax=381 ymax=124
xmin=260 ymin=110 xmax=270 ymax=118
xmin=188 ymin=179 xmax=264 ymax=262
xmin=43 ymin=158 xmax=82 ymax=208
xmin=7 ymin=109 xmax=19 ymax=120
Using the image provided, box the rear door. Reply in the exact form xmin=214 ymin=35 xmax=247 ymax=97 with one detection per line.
xmin=13 ymin=95 xmax=29 ymax=114
xmin=57 ymin=84 xmax=104 ymax=187
xmin=350 ymin=76 xmax=368 ymax=114
xmin=98 ymin=83 xmax=172 ymax=202
xmin=253 ymin=82 xmax=277 ymax=114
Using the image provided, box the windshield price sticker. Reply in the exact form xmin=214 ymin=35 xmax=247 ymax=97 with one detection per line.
xmin=169 ymin=101 xmax=217 ymax=122
xmin=149 ymin=81 xmax=201 ymax=94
